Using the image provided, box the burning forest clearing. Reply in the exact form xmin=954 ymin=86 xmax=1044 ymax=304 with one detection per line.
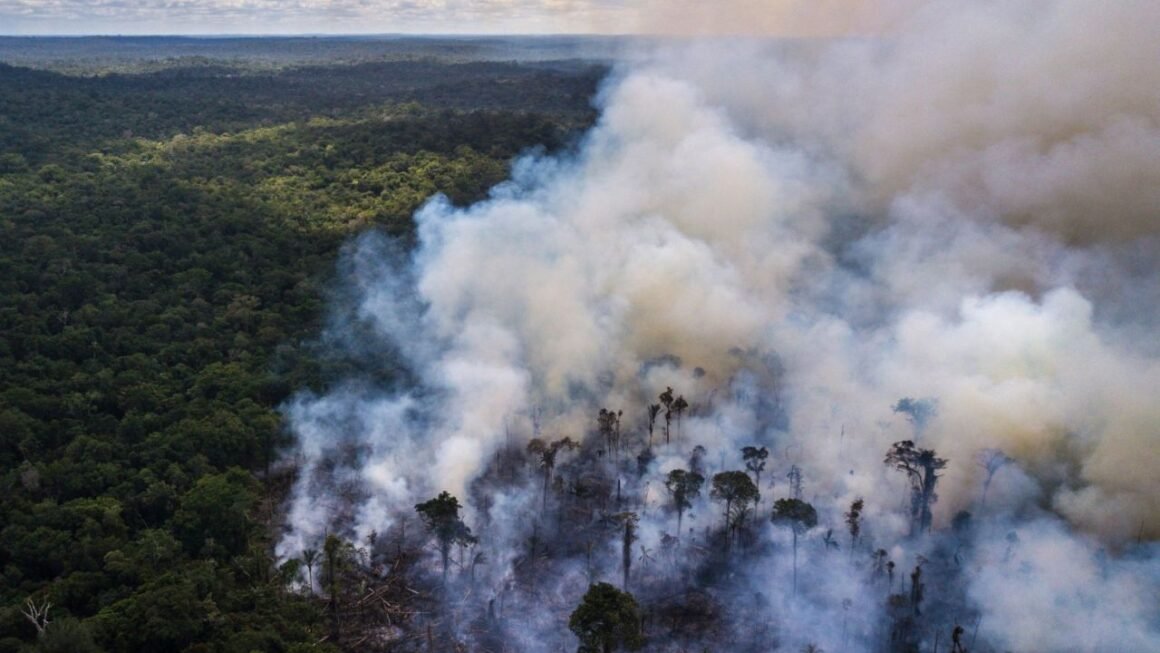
xmin=277 ymin=3 xmax=1160 ymax=652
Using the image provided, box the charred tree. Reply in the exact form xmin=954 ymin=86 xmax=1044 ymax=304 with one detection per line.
xmin=615 ymin=512 xmax=639 ymax=591
xmin=659 ymin=387 xmax=674 ymax=445
xmin=646 ymin=404 xmax=661 ymax=448
xmin=787 ymin=464 xmax=803 ymax=500
xmin=672 ymin=395 xmax=689 ymax=442
xmin=597 ymin=408 xmax=623 ymax=462
xmin=527 ymin=436 xmax=579 ymax=514
xmin=845 ymin=497 xmax=864 ymax=555
xmin=976 ymin=447 xmax=1012 ymax=507
xmin=664 ymin=468 xmax=704 ymax=540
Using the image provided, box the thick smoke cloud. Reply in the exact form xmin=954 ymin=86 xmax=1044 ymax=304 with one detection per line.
xmin=967 ymin=519 xmax=1160 ymax=652
xmin=279 ymin=0 xmax=1159 ymax=649
xmin=636 ymin=0 xmax=924 ymax=38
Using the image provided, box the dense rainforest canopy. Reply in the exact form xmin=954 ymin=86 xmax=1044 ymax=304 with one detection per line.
xmin=0 ymin=41 xmax=602 ymax=653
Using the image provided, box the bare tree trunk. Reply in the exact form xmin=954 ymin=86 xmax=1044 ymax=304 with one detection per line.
xmin=791 ymin=529 xmax=798 ymax=597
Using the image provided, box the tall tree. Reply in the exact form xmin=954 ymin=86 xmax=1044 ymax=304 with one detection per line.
xmin=951 ymin=624 xmax=967 ymax=653
xmin=568 ymin=582 xmax=644 ymax=653
xmin=688 ymin=444 xmax=707 ymax=476
xmin=910 ymin=564 xmax=925 ymax=616
xmin=322 ymin=534 xmax=351 ymax=640
xmin=414 ymin=491 xmax=478 ymax=583
xmin=646 ymin=404 xmax=661 ymax=448
xmin=300 ymin=546 xmax=319 ymax=595
xmin=976 ymin=447 xmax=1012 ymax=507
xmin=658 ymin=387 xmax=674 ymax=444
xmin=671 ymin=395 xmax=689 ymax=442
xmin=845 ymin=497 xmax=864 ymax=554
xmin=613 ymin=512 xmax=639 ymax=591
xmin=893 ymin=397 xmax=937 ymax=439
xmin=597 ymin=408 xmax=623 ymax=462
xmin=663 ymin=468 xmax=704 ymax=539
xmin=527 ymin=436 xmax=578 ymax=513
xmin=772 ymin=498 xmax=817 ymax=596
xmin=710 ymin=471 xmax=759 ymax=548
xmin=787 ymin=464 xmax=803 ymax=500
xmin=741 ymin=446 xmax=769 ymax=506
xmin=34 ymin=617 xmax=101 ymax=653
xmin=884 ymin=440 xmax=948 ymax=535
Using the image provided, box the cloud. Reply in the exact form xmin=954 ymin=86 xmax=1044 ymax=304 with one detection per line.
xmin=635 ymin=0 xmax=926 ymax=37
xmin=0 ymin=0 xmax=634 ymax=34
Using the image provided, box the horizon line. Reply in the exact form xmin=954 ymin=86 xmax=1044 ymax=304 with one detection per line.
xmin=0 ymin=32 xmax=646 ymax=39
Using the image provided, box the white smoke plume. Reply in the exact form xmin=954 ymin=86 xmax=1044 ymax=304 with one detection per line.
xmin=279 ymin=0 xmax=1160 ymax=649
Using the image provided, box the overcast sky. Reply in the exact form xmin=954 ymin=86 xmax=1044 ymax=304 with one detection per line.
xmin=0 ymin=1 xmax=911 ymax=36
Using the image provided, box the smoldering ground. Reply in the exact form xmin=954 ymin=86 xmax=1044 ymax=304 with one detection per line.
xmin=277 ymin=1 xmax=1160 ymax=651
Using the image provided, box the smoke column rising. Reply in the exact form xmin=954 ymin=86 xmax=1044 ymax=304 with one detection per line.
xmin=279 ymin=1 xmax=1160 ymax=650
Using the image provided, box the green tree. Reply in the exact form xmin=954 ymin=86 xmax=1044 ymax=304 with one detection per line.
xmin=772 ymin=497 xmax=817 ymax=596
xmin=170 ymin=468 xmax=257 ymax=558
xmin=36 ymin=617 xmax=101 ymax=653
xmin=93 ymin=572 xmax=213 ymax=653
xmin=321 ymin=534 xmax=353 ymax=641
xmin=568 ymin=582 xmax=644 ymax=653
xmin=741 ymin=445 xmax=769 ymax=505
xmin=710 ymin=471 xmax=759 ymax=548
xmin=414 ymin=491 xmax=477 ymax=583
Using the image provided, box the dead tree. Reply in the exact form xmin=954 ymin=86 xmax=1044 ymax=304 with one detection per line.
xmin=613 ymin=512 xmax=639 ymax=591
xmin=976 ymin=448 xmax=1012 ymax=507
xmin=845 ymin=498 xmax=864 ymax=555
xmin=893 ymin=397 xmax=937 ymax=439
xmin=672 ymin=395 xmax=689 ymax=442
xmin=646 ymin=404 xmax=661 ymax=448
xmin=787 ymin=464 xmax=803 ymax=500
xmin=527 ymin=436 xmax=578 ymax=513
xmin=659 ymin=387 xmax=675 ymax=444
xmin=598 ymin=408 xmax=623 ymax=461
xmin=21 ymin=597 xmax=51 ymax=636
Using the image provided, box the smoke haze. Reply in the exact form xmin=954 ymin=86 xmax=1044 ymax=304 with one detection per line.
xmin=279 ymin=1 xmax=1160 ymax=650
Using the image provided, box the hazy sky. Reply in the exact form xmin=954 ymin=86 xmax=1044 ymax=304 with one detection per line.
xmin=0 ymin=0 xmax=913 ymax=36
